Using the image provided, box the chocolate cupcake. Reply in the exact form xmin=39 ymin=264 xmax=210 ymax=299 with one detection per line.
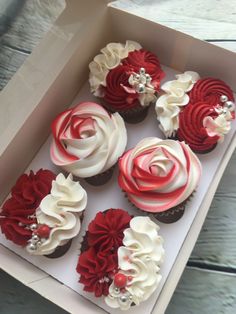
xmin=0 ymin=170 xmax=87 ymax=258
xmin=50 ymin=102 xmax=127 ymax=185
xmin=155 ymin=71 xmax=235 ymax=153
xmin=77 ymin=209 xmax=164 ymax=310
xmin=89 ymin=40 xmax=165 ymax=123
xmin=118 ymin=138 xmax=202 ymax=223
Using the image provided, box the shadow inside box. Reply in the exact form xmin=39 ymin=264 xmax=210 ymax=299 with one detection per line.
xmin=0 ymin=270 xmax=68 ymax=314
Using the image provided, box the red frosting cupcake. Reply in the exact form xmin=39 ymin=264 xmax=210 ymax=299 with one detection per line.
xmin=155 ymin=72 xmax=235 ymax=153
xmin=89 ymin=40 xmax=165 ymax=123
xmin=77 ymin=209 xmax=164 ymax=310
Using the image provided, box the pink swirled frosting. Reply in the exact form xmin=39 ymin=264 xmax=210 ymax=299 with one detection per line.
xmin=118 ymin=137 xmax=202 ymax=213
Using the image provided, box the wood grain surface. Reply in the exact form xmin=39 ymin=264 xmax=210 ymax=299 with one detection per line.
xmin=0 ymin=1 xmax=236 ymax=313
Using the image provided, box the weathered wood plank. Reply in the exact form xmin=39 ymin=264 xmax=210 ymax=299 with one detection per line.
xmin=0 ymin=270 xmax=68 ymax=314
xmin=189 ymin=149 xmax=236 ymax=269
xmin=113 ymin=0 xmax=236 ymax=40
xmin=166 ymin=267 xmax=236 ymax=314
xmin=0 ymin=0 xmax=65 ymax=91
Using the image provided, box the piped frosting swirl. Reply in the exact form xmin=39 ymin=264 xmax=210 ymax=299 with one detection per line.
xmin=26 ymin=173 xmax=87 ymax=255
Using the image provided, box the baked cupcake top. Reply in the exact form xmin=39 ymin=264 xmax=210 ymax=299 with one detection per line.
xmin=89 ymin=40 xmax=165 ymax=111
xmin=0 ymin=170 xmax=87 ymax=256
xmin=118 ymin=137 xmax=202 ymax=213
xmin=76 ymin=209 xmax=164 ymax=310
xmin=50 ymin=102 xmax=127 ymax=177
xmin=155 ymin=72 xmax=235 ymax=152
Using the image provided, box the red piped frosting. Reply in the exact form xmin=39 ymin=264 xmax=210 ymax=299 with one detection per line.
xmin=0 ymin=169 xmax=55 ymax=246
xmin=189 ymin=78 xmax=234 ymax=106
xmin=77 ymin=209 xmax=132 ymax=297
xmin=87 ymin=209 xmax=131 ymax=253
xmin=122 ymin=49 xmax=165 ymax=91
xmin=118 ymin=137 xmax=202 ymax=213
xmin=177 ymin=101 xmax=219 ymax=152
xmin=104 ymin=65 xmax=140 ymax=110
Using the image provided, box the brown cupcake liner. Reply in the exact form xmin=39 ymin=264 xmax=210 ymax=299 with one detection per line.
xmin=101 ymin=99 xmax=149 ymax=124
xmin=45 ymin=212 xmax=84 ymax=259
xmin=118 ymin=105 xmax=149 ymax=124
xmin=84 ymin=166 xmax=115 ymax=186
xmin=123 ymin=191 xmax=194 ymax=224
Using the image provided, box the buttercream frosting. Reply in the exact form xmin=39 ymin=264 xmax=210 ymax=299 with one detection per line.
xmin=89 ymin=40 xmax=142 ymax=96
xmin=26 ymin=173 xmax=87 ymax=255
xmin=155 ymin=71 xmax=200 ymax=137
xmin=118 ymin=137 xmax=202 ymax=213
xmin=50 ymin=102 xmax=127 ymax=178
xmin=105 ymin=216 xmax=164 ymax=310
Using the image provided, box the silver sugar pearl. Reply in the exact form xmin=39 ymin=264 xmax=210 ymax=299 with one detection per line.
xmin=222 ymin=108 xmax=228 ymax=115
xmin=114 ymin=287 xmax=120 ymax=293
xmin=30 ymin=223 xmax=38 ymax=230
xmin=139 ymin=67 xmax=145 ymax=75
xmin=138 ymin=83 xmax=145 ymax=93
xmin=135 ymin=74 xmax=140 ymax=80
xmin=220 ymin=95 xmax=228 ymax=103
xmin=28 ymin=243 xmax=37 ymax=251
xmin=225 ymin=100 xmax=235 ymax=111
xmin=31 ymin=234 xmax=40 ymax=242
xmin=120 ymin=295 xmax=128 ymax=303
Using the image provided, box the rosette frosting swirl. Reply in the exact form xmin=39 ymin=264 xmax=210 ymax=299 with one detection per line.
xmin=118 ymin=137 xmax=202 ymax=213
xmin=105 ymin=216 xmax=164 ymax=310
xmin=189 ymin=78 xmax=234 ymax=106
xmin=27 ymin=173 xmax=87 ymax=255
xmin=50 ymin=102 xmax=127 ymax=177
xmin=155 ymin=71 xmax=200 ymax=137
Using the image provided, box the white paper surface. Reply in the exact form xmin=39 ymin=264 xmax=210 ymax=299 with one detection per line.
xmin=0 ymin=65 xmax=235 ymax=314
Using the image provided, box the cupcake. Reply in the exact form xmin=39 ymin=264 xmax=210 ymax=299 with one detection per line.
xmin=50 ymin=102 xmax=127 ymax=186
xmin=155 ymin=71 xmax=235 ymax=153
xmin=0 ymin=169 xmax=87 ymax=258
xmin=76 ymin=209 xmax=164 ymax=310
xmin=89 ymin=40 xmax=165 ymax=123
xmin=118 ymin=138 xmax=202 ymax=223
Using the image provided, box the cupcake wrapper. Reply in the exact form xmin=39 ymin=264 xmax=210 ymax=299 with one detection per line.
xmin=85 ymin=166 xmax=115 ymax=186
xmin=119 ymin=105 xmax=149 ymax=124
xmin=45 ymin=239 xmax=73 ymax=259
xmin=101 ymin=100 xmax=149 ymax=124
xmin=123 ymin=191 xmax=194 ymax=224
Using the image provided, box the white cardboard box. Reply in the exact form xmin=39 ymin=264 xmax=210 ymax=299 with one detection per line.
xmin=0 ymin=1 xmax=236 ymax=313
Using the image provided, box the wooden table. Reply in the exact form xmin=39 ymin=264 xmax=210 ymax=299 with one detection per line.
xmin=0 ymin=1 xmax=235 ymax=313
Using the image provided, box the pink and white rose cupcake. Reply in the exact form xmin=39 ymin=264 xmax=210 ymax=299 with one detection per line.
xmin=50 ymin=102 xmax=127 ymax=186
xmin=89 ymin=40 xmax=165 ymax=123
xmin=155 ymin=71 xmax=235 ymax=153
xmin=118 ymin=137 xmax=202 ymax=223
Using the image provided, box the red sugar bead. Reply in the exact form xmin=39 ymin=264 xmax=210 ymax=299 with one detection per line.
xmin=114 ymin=273 xmax=127 ymax=288
xmin=36 ymin=224 xmax=51 ymax=238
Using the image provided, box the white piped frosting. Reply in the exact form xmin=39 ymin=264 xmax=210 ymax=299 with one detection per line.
xmin=50 ymin=102 xmax=127 ymax=178
xmin=89 ymin=40 xmax=142 ymax=96
xmin=105 ymin=216 xmax=164 ymax=310
xmin=155 ymin=71 xmax=200 ymax=137
xmin=26 ymin=174 xmax=87 ymax=255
